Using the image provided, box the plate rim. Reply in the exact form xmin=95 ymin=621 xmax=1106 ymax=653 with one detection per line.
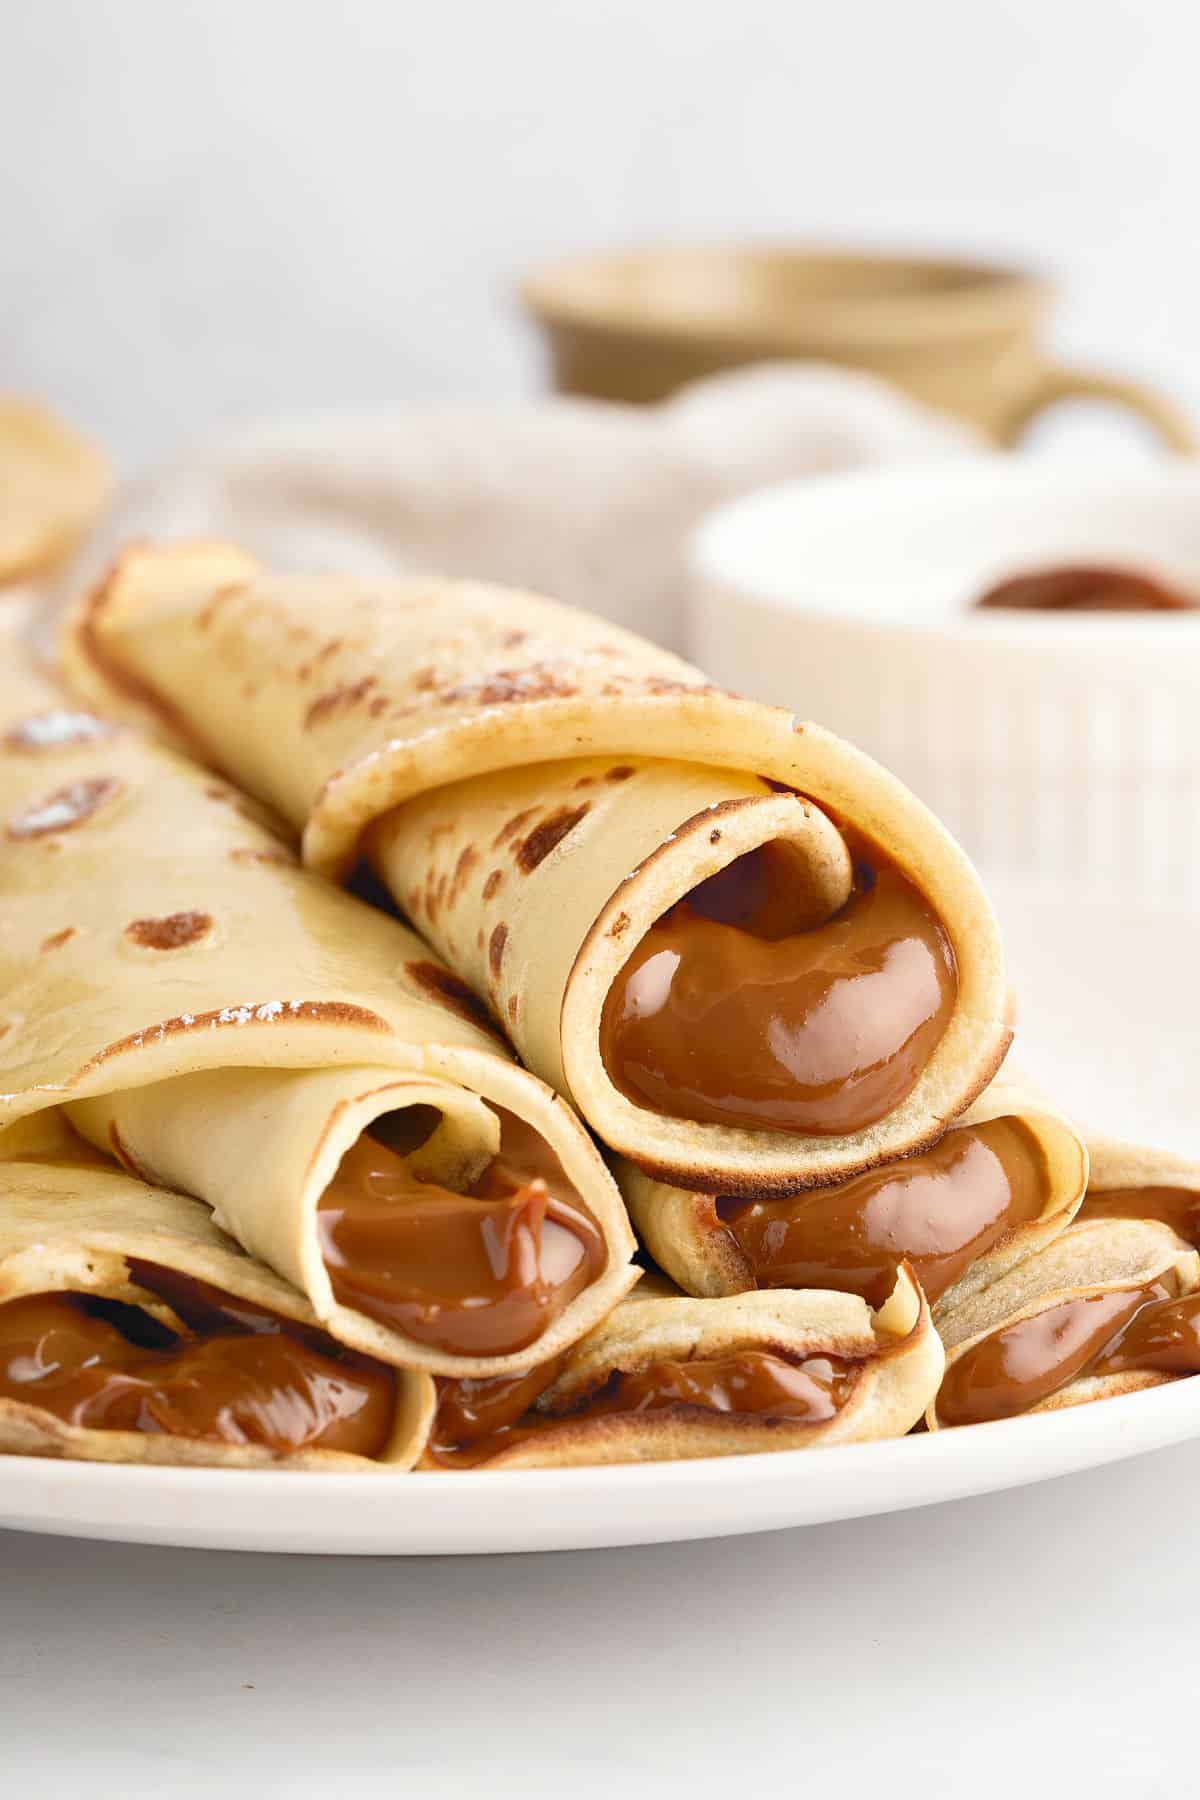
xmin=3 ymin=1371 xmax=1199 ymax=1555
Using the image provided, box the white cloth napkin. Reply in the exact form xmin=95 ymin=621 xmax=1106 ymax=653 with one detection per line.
xmin=72 ymin=364 xmax=974 ymax=650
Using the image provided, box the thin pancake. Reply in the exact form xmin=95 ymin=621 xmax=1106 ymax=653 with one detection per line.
xmin=0 ymin=632 xmax=636 ymax=1376
xmin=423 ymin=1265 xmax=943 ymax=1468
xmin=59 ymin=542 xmax=1010 ymax=1194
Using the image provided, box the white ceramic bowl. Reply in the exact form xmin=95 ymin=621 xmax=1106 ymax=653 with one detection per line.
xmin=688 ymin=459 xmax=1200 ymax=900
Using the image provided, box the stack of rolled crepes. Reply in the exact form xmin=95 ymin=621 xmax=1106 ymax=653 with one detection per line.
xmin=0 ymin=538 xmax=1192 ymax=1475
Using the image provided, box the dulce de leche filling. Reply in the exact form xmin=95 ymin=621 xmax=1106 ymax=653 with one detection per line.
xmin=317 ymin=1108 xmax=605 ymax=1357
xmin=0 ymin=1263 xmax=396 ymax=1456
xmin=716 ymin=1117 xmax=1050 ymax=1308
xmin=1079 ymin=1184 xmax=1200 ymax=1246
xmin=936 ymin=1280 xmax=1200 ymax=1428
xmin=975 ymin=564 xmax=1200 ymax=613
xmin=427 ymin=1345 xmax=861 ymax=1467
xmin=599 ymin=833 xmax=958 ymax=1137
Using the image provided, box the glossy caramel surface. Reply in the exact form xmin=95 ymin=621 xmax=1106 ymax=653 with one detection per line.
xmin=936 ymin=1275 xmax=1200 ymax=1427
xmin=975 ymin=564 xmax=1200 ymax=612
xmin=428 ymin=1347 xmax=858 ymax=1467
xmin=0 ymin=1266 xmax=396 ymax=1456
xmin=600 ymin=834 xmax=958 ymax=1136
xmin=1079 ymin=1184 xmax=1200 ymax=1246
xmin=318 ymin=1108 xmax=605 ymax=1356
xmin=1092 ymin=1290 xmax=1200 ymax=1377
xmin=717 ymin=1116 xmax=1050 ymax=1307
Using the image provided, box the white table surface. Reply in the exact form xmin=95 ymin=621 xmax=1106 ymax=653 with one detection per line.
xmin=2 ymin=874 xmax=1195 ymax=1792
xmin=2 ymin=1438 xmax=1193 ymax=1798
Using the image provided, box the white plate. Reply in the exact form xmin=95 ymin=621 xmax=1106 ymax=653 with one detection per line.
xmin=1 ymin=875 xmax=1195 ymax=1555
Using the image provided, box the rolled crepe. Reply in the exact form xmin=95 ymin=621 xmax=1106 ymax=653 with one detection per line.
xmin=0 ymin=637 xmax=636 ymax=1376
xmin=1077 ymin=1133 xmax=1200 ymax=1246
xmin=616 ymin=1075 xmax=1088 ymax=1321
xmin=0 ymin=1114 xmax=433 ymax=1469
xmin=60 ymin=542 xmax=1010 ymax=1193
xmin=422 ymin=1265 xmax=942 ymax=1468
xmin=928 ymin=1217 xmax=1200 ymax=1428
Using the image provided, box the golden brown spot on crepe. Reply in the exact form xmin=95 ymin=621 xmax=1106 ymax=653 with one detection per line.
xmin=607 ymin=911 xmax=631 ymax=941
xmin=40 ymin=927 xmax=78 ymax=952
xmin=516 ymin=804 xmax=590 ymax=873
xmin=368 ymin=695 xmax=389 ymax=717
xmin=476 ymin=927 xmax=485 ymax=950
xmin=7 ymin=775 xmax=124 ymax=840
xmin=601 ymin=682 xmax=622 ymax=697
xmin=0 ymin=1022 xmax=11 ymax=1041
xmin=197 ymin=581 xmax=247 ymax=630
xmin=451 ymin=845 xmax=479 ymax=902
xmin=507 ymin=995 xmax=519 ymax=1022
xmin=489 ymin=923 xmax=509 ymax=979
xmin=500 ymin=629 xmax=527 ymax=648
xmin=605 ymin=765 xmax=636 ymax=783
xmin=4 ymin=710 xmax=119 ymax=753
xmin=125 ymin=910 xmax=213 ymax=952
xmin=413 ymin=667 xmax=438 ymax=691
xmin=296 ymin=662 xmax=313 ymax=681
xmin=84 ymin=1001 xmax=390 ymax=1072
xmin=482 ymin=869 xmax=504 ymax=901
xmin=442 ymin=662 xmax=580 ymax=707
xmin=305 ymin=676 xmax=377 ymax=729
xmin=317 ymin=639 xmax=343 ymax=663
xmin=643 ymin=677 xmax=721 ymax=697
xmin=493 ymin=808 xmax=538 ymax=849
xmin=229 ymin=845 xmax=298 ymax=868
xmin=405 ymin=961 xmax=507 ymax=1045
xmin=574 ymin=776 xmax=595 ymax=790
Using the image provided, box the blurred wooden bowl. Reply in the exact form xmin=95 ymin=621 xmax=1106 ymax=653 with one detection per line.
xmin=521 ymin=245 xmax=1193 ymax=449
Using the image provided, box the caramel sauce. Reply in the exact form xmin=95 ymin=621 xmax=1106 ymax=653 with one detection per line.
xmin=0 ymin=1267 xmax=396 ymax=1456
xmin=717 ymin=1117 xmax=1050 ymax=1307
xmin=1079 ymin=1184 xmax=1200 ymax=1246
xmin=975 ymin=565 xmax=1200 ymax=613
xmin=1092 ymin=1290 xmax=1200 ymax=1376
xmin=599 ymin=835 xmax=957 ymax=1136
xmin=937 ymin=1275 xmax=1200 ymax=1427
xmin=317 ymin=1108 xmax=605 ymax=1356
xmin=428 ymin=1347 xmax=859 ymax=1467
xmin=430 ymin=1357 xmax=569 ymax=1454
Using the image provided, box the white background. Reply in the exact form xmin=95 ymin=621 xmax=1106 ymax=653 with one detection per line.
xmin=3 ymin=6 xmax=1197 ymax=1792
xmin=4 ymin=0 xmax=1200 ymax=467
xmin=3 ymin=1436 xmax=1196 ymax=1800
